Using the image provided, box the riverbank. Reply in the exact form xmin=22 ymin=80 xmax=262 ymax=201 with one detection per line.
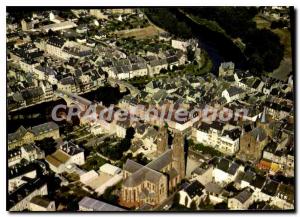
xmin=254 ymin=14 xmax=292 ymax=81
xmin=144 ymin=8 xmax=247 ymax=74
xmin=7 ymin=85 xmax=126 ymax=133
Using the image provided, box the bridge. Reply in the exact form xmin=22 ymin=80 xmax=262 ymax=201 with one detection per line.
xmin=55 ymin=89 xmax=92 ymax=111
xmin=107 ymin=78 xmax=140 ymax=97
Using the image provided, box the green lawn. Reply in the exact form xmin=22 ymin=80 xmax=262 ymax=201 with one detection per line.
xmin=81 ymin=154 xmax=107 ymax=171
xmin=189 ymin=139 xmax=222 ymax=157
xmin=253 ymin=15 xmax=271 ymax=29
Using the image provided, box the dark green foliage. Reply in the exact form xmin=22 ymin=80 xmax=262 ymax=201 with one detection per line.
xmin=198 ymin=196 xmax=214 ymax=210
xmin=145 ymin=7 xmax=285 ymax=74
xmin=271 ymin=20 xmax=289 ymax=29
xmin=143 ymin=8 xmax=192 ymax=39
xmin=244 ymin=28 xmax=284 ymax=73
xmin=136 ymin=153 xmax=150 ymax=165
xmin=81 ymin=155 xmax=107 ymax=171
xmin=173 ymin=193 xmax=180 ymax=206
xmin=99 ymin=127 xmax=135 ymax=161
xmin=101 ymin=185 xmax=119 ymax=205
xmin=214 ymin=202 xmax=228 ymax=210
xmin=184 ymin=7 xmax=258 ymax=38
xmin=190 ymin=200 xmax=197 ymax=210
xmin=35 ymin=137 xmax=57 ymax=155
xmin=182 ymin=7 xmax=284 ymax=73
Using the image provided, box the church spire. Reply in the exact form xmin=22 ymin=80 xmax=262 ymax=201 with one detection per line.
xmin=260 ymin=107 xmax=267 ymax=123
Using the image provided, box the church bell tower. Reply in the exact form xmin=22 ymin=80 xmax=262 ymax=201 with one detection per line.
xmin=156 ymin=126 xmax=168 ymax=156
xmin=172 ymin=132 xmax=185 ymax=180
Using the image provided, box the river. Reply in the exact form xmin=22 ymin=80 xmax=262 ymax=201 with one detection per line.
xmin=169 ymin=9 xmax=248 ymax=73
xmin=8 ymin=9 xmax=247 ymax=132
xmin=7 ymin=86 xmax=128 ymax=133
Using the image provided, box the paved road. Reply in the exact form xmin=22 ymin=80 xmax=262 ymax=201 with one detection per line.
xmin=55 ymin=89 xmax=92 ymax=106
xmin=188 ymin=149 xmax=211 ymax=161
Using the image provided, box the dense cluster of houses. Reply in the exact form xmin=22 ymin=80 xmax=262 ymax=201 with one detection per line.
xmin=7 ymin=8 xmax=294 ymax=212
xmin=180 ymin=156 xmax=294 ymax=210
xmin=7 ymin=8 xmax=197 ymax=112
xmin=7 ymin=118 xmax=127 ymax=211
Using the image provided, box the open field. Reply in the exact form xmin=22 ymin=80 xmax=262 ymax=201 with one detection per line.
xmin=114 ymin=25 xmax=162 ymax=39
xmin=254 ymin=15 xmax=271 ymax=29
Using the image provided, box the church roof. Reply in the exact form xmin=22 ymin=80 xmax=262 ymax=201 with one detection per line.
xmin=250 ymin=127 xmax=267 ymax=142
xmin=123 ymin=166 xmax=163 ymax=187
xmin=123 ymin=149 xmax=174 ymax=187
xmin=258 ymin=107 xmax=268 ymax=123
xmin=123 ymin=159 xmax=144 ymax=174
xmin=146 ymin=149 xmax=173 ymax=171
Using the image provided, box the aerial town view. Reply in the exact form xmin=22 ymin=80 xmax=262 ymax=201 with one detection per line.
xmin=6 ymin=7 xmax=294 ymax=212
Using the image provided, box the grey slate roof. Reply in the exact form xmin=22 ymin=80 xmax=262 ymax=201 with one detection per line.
xmin=30 ymin=122 xmax=59 ymax=136
xmin=234 ymin=188 xmax=253 ymax=204
xmin=123 ymin=159 xmax=144 ymax=174
xmin=123 ymin=150 xmax=174 ymax=187
xmin=35 ymin=66 xmax=57 ymax=76
xmin=61 ymin=142 xmax=84 ymax=156
xmin=8 ymin=126 xmax=27 ymax=143
xmin=30 ymin=196 xmax=52 ymax=208
xmin=22 ymin=143 xmax=37 ymax=152
xmin=226 ymin=86 xmax=244 ymax=97
xmin=146 ymin=149 xmax=173 ymax=171
xmin=242 ymin=171 xmax=256 ymax=183
xmin=228 ymin=162 xmax=240 ymax=175
xmin=261 ymin=179 xmax=279 ymax=196
xmin=205 ymin=182 xmax=223 ymax=194
xmin=250 ymin=127 xmax=267 ymax=142
xmin=184 ymin=180 xmax=204 ymax=199
xmin=123 ymin=166 xmax=163 ymax=187
xmin=216 ymin=158 xmax=230 ymax=173
xmin=8 ymin=177 xmax=47 ymax=210
xmin=79 ymin=196 xmax=125 ymax=211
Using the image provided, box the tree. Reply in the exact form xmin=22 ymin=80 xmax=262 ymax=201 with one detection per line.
xmin=185 ymin=196 xmax=189 ymax=207
xmin=136 ymin=153 xmax=149 ymax=165
xmin=187 ymin=46 xmax=195 ymax=62
xmin=125 ymin=127 xmax=135 ymax=140
xmin=173 ymin=193 xmax=180 ymax=206
xmin=190 ymin=200 xmax=197 ymax=210
xmin=214 ymin=202 xmax=228 ymax=210
xmin=160 ymin=68 xmax=168 ymax=74
xmin=101 ymin=186 xmax=118 ymax=205
xmin=248 ymin=53 xmax=264 ymax=76
xmin=36 ymin=137 xmax=57 ymax=155
xmin=271 ymin=20 xmax=288 ymax=29
xmin=199 ymin=195 xmax=214 ymax=210
xmin=119 ymin=127 xmax=135 ymax=152
xmin=244 ymin=28 xmax=284 ymax=73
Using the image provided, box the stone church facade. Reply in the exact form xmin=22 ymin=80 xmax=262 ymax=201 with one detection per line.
xmin=237 ymin=109 xmax=269 ymax=163
xmin=120 ymin=127 xmax=186 ymax=208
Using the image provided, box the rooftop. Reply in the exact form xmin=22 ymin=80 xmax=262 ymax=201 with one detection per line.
xmin=79 ymin=196 xmax=125 ymax=211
